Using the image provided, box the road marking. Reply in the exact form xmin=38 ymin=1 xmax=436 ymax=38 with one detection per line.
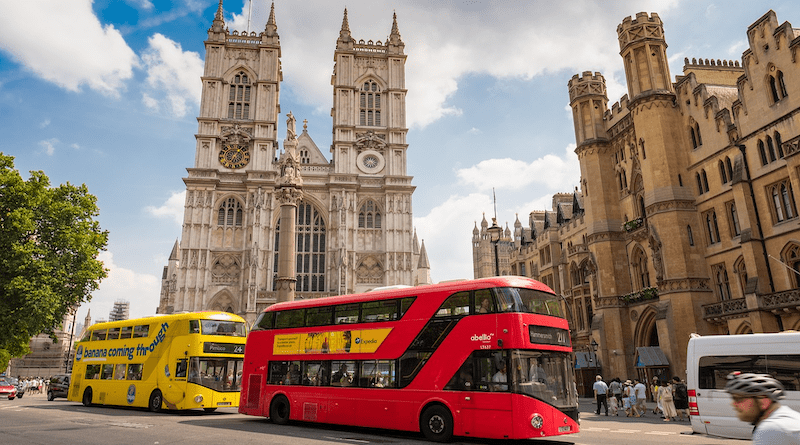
xmin=610 ymin=429 xmax=639 ymax=433
xmin=108 ymin=422 xmax=152 ymax=429
xmin=321 ymin=437 xmax=369 ymax=444
xmin=580 ymin=427 xmax=610 ymax=431
xmin=645 ymin=431 xmax=674 ymax=435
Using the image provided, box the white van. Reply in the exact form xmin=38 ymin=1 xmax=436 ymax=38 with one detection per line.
xmin=686 ymin=332 xmax=800 ymax=439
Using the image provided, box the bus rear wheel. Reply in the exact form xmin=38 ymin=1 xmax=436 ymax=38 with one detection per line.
xmin=420 ymin=405 xmax=453 ymax=442
xmin=269 ymin=395 xmax=290 ymax=425
xmin=82 ymin=388 xmax=92 ymax=407
xmin=148 ymin=390 xmax=163 ymax=413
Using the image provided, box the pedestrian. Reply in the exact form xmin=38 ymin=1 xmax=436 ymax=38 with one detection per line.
xmin=725 ymin=372 xmax=800 ymax=445
xmin=609 ymin=377 xmax=622 ymax=411
xmin=623 ymin=380 xmax=635 ymax=417
xmin=633 ymin=378 xmax=647 ymax=417
xmin=609 ymin=392 xmax=619 ymax=416
xmin=659 ymin=380 xmax=677 ymax=421
xmin=651 ymin=377 xmax=662 ymax=415
xmin=593 ymin=375 xmax=609 ymax=416
xmin=672 ymin=376 xmax=689 ymax=421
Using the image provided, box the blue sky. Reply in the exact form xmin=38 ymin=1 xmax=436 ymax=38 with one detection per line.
xmin=2 ymin=0 xmax=798 ymax=323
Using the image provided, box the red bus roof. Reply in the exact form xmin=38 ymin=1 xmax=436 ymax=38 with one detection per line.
xmin=264 ymin=276 xmax=555 ymax=312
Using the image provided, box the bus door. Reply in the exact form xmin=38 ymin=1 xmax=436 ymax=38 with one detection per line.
xmin=450 ymin=351 xmax=512 ymax=439
xmin=162 ymin=356 xmax=188 ymax=409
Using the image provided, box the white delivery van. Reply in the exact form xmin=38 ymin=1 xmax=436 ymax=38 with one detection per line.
xmin=686 ymin=332 xmax=800 ymax=439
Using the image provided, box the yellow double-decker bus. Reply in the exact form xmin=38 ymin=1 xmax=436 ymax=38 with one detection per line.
xmin=68 ymin=312 xmax=247 ymax=412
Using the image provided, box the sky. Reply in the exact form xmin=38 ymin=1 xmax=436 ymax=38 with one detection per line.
xmin=2 ymin=0 xmax=799 ymax=325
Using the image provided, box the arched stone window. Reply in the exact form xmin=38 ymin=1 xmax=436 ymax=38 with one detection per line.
xmin=758 ymin=140 xmax=768 ymax=166
xmin=733 ymin=256 xmax=747 ymax=298
xmin=632 ymin=247 xmax=650 ymax=290
xmin=359 ymin=80 xmax=381 ymax=126
xmin=783 ymin=244 xmax=800 ymax=288
xmin=273 ymin=200 xmax=326 ymax=292
xmin=217 ymin=198 xmax=243 ymax=227
xmin=228 ymin=71 xmax=252 ymax=119
xmin=358 ymin=200 xmax=382 ymax=229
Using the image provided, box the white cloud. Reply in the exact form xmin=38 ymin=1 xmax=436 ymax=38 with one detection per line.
xmin=467 ymin=127 xmax=481 ymax=135
xmin=140 ymin=34 xmax=203 ymax=117
xmin=145 ymin=191 xmax=186 ymax=226
xmin=86 ymin=251 xmax=161 ymax=321
xmin=456 ymin=144 xmax=580 ymax=192
xmin=126 ymin=0 xmax=154 ymax=10
xmin=414 ymin=193 xmax=492 ymax=281
xmin=0 ymin=0 xmax=138 ymax=96
xmin=39 ymin=138 xmax=58 ymax=156
xmin=142 ymin=93 xmax=159 ymax=112
xmin=39 ymin=119 xmax=50 ymax=128
xmin=70 ymin=143 xmax=80 ymax=150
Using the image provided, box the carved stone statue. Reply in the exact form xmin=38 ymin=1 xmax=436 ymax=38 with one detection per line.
xmin=286 ymin=111 xmax=297 ymax=141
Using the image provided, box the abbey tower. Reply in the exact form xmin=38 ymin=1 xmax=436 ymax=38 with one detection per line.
xmin=157 ymin=3 xmax=429 ymax=323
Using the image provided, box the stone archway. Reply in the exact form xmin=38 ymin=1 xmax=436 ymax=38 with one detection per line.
xmin=634 ymin=306 xmax=659 ymax=348
xmin=734 ymin=322 xmax=754 ymax=334
xmin=207 ymin=290 xmax=237 ymax=314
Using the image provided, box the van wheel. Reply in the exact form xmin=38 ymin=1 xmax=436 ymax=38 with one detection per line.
xmin=269 ymin=395 xmax=290 ymax=425
xmin=82 ymin=388 xmax=92 ymax=406
xmin=203 ymin=408 xmax=217 ymax=413
xmin=420 ymin=405 xmax=453 ymax=442
xmin=46 ymin=391 xmax=53 ymax=401
xmin=148 ymin=390 xmax=163 ymax=413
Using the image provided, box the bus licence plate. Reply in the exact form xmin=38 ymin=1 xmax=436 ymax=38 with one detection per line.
xmin=218 ymin=402 xmax=231 ymax=406
xmin=558 ymin=426 xmax=571 ymax=433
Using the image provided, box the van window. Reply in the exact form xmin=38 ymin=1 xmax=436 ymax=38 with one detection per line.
xmin=120 ymin=326 xmax=133 ymax=339
xmin=698 ymin=354 xmax=800 ymax=390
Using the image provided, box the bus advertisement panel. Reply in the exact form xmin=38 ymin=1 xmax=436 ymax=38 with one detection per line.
xmin=69 ymin=312 xmax=247 ymax=412
xmin=239 ymin=276 xmax=579 ymax=441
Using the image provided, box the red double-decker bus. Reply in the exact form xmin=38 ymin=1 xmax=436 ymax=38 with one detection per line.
xmin=239 ymin=276 xmax=579 ymax=441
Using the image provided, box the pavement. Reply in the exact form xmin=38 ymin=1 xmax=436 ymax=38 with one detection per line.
xmin=578 ymin=397 xmax=693 ymax=425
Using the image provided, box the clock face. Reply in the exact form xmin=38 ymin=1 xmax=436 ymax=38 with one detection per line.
xmin=219 ymin=144 xmax=250 ymax=169
xmin=356 ymin=150 xmax=384 ymax=174
xmin=363 ymin=154 xmax=379 ymax=169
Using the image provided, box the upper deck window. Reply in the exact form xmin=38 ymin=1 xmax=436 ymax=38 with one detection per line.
xmin=201 ymin=319 xmax=247 ymax=337
xmin=494 ymin=287 xmax=563 ymax=318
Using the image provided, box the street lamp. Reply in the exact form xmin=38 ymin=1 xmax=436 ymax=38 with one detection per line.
xmin=590 ymin=338 xmax=599 ymax=369
xmin=488 ymin=218 xmax=502 ymax=276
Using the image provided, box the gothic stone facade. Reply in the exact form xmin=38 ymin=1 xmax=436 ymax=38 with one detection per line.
xmin=475 ymin=10 xmax=800 ymax=382
xmin=158 ymin=5 xmax=429 ymax=324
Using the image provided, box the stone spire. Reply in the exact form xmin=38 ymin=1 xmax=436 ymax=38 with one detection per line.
xmin=338 ymin=8 xmax=352 ymax=43
xmin=265 ymin=1 xmax=278 ymax=37
xmin=209 ymin=0 xmax=226 ymax=35
xmin=388 ymin=10 xmax=404 ymax=54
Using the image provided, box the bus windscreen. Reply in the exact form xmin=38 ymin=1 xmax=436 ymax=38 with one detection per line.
xmin=494 ymin=287 xmax=564 ymax=317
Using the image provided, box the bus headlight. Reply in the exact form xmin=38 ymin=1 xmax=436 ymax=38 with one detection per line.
xmin=194 ymin=394 xmax=203 ymax=403
xmin=531 ymin=414 xmax=544 ymax=429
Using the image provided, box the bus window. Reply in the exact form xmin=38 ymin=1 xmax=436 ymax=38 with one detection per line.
xmin=200 ymin=319 xmax=246 ymax=337
xmin=398 ymin=351 xmax=431 ymax=387
xmin=127 ymin=364 xmax=143 ymax=380
xmin=133 ymin=325 xmax=149 ymax=338
xmin=698 ymin=355 xmax=800 ymax=391
xmin=188 ymin=357 xmax=242 ymax=391
xmin=306 ymin=306 xmax=333 ymax=327
xmin=400 ymin=297 xmax=415 ymax=318
xmin=120 ymin=326 xmax=133 ymax=339
xmin=107 ymin=327 xmax=121 ymax=340
xmin=303 ymin=362 xmax=326 ymax=386
xmin=114 ymin=364 xmax=126 ymax=380
xmin=360 ymin=360 xmax=395 ymax=388
xmin=474 ymin=289 xmax=495 ymax=314
xmin=252 ymin=312 xmax=274 ymax=331
xmin=436 ymin=291 xmax=470 ymax=317
xmin=86 ymin=364 xmax=101 ymax=379
xmin=362 ymin=300 xmax=397 ymax=322
xmin=81 ymin=330 xmax=92 ymax=342
xmin=284 ymin=361 xmax=301 ymax=385
xmin=468 ymin=350 xmax=508 ymax=392
xmin=91 ymin=329 xmax=107 ymax=341
xmin=268 ymin=361 xmax=289 ymax=385
xmin=101 ymin=364 xmax=114 ymax=380
xmin=335 ymin=303 xmax=359 ymax=324
xmin=331 ymin=361 xmax=357 ymax=387
xmin=189 ymin=320 xmax=200 ymax=334
xmin=511 ymin=350 xmax=575 ymax=408
xmin=176 ymin=359 xmax=188 ymax=378
xmin=275 ymin=309 xmax=305 ymax=329
xmin=495 ymin=287 xmax=564 ymax=317
xmin=445 ymin=361 xmax=475 ymax=391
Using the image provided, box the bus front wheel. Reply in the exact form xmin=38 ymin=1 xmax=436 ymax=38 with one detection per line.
xmin=148 ymin=390 xmax=163 ymax=413
xmin=203 ymin=407 xmax=217 ymax=413
xmin=269 ymin=395 xmax=290 ymax=425
xmin=82 ymin=388 xmax=92 ymax=407
xmin=420 ymin=405 xmax=453 ymax=442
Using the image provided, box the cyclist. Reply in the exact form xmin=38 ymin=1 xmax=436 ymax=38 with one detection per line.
xmin=725 ymin=372 xmax=800 ymax=444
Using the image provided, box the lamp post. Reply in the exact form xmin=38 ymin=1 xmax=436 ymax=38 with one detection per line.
xmin=488 ymin=218 xmax=502 ymax=276
xmin=589 ymin=338 xmax=599 ymax=369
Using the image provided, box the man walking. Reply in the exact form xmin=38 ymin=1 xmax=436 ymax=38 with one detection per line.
xmin=593 ymin=375 xmax=609 ymax=416
xmin=633 ymin=378 xmax=648 ymax=417
xmin=725 ymin=372 xmax=800 ymax=444
xmin=672 ymin=376 xmax=689 ymax=421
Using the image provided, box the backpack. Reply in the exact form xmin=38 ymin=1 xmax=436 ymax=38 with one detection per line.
xmin=674 ymin=383 xmax=688 ymax=401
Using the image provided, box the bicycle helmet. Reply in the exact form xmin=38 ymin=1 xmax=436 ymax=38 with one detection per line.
xmin=724 ymin=372 xmax=785 ymax=401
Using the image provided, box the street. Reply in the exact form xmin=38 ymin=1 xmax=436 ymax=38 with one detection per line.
xmin=0 ymin=393 xmax=746 ymax=445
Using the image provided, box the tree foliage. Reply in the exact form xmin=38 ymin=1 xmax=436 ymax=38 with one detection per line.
xmin=0 ymin=153 xmax=108 ymax=371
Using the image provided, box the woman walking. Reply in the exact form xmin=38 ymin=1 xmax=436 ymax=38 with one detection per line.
xmin=659 ymin=380 xmax=677 ymax=421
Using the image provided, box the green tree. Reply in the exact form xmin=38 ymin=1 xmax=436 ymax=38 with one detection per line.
xmin=0 ymin=153 xmax=108 ymax=372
